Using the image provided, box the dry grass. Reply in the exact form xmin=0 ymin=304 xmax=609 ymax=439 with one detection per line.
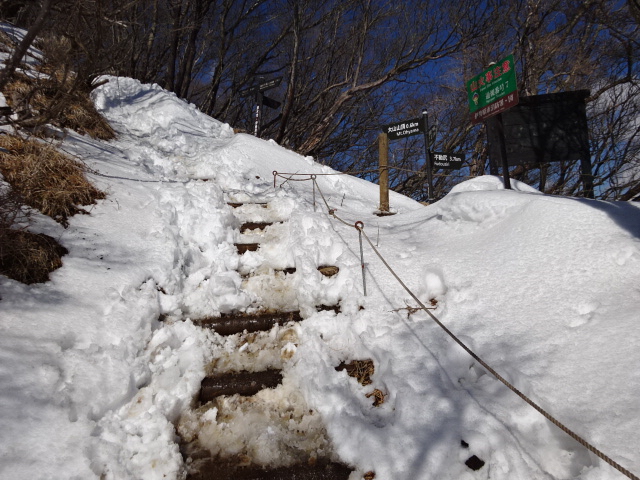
xmin=335 ymin=359 xmax=374 ymax=386
xmin=3 ymin=73 xmax=116 ymax=140
xmin=0 ymin=134 xmax=105 ymax=225
xmin=365 ymin=389 xmax=386 ymax=407
xmin=0 ymin=31 xmax=13 ymax=54
xmin=0 ymin=229 xmax=67 ymax=284
xmin=336 ymin=359 xmax=386 ymax=407
xmin=0 ymin=31 xmax=115 ymax=140
xmin=0 ymin=184 xmax=67 ymax=283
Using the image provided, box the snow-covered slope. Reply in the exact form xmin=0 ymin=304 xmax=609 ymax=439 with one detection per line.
xmin=0 ymin=76 xmax=639 ymax=480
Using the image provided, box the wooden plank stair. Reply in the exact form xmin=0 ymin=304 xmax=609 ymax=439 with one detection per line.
xmin=186 ymin=458 xmax=353 ymax=480
xmin=199 ymin=370 xmax=282 ymax=403
xmin=195 ymin=311 xmax=303 ymax=336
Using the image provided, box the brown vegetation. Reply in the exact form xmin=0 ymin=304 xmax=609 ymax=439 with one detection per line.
xmin=0 ymin=179 xmax=67 ymax=284
xmin=3 ymin=72 xmax=115 ymax=140
xmin=0 ymin=229 xmax=67 ymax=284
xmin=0 ymin=134 xmax=105 ymax=226
xmin=0 ymin=26 xmax=111 ymax=285
xmin=365 ymin=389 xmax=386 ymax=407
xmin=335 ymin=359 xmax=374 ymax=386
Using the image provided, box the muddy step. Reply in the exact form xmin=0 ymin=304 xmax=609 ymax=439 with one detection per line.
xmin=235 ymin=243 xmax=260 ymax=254
xmin=186 ymin=458 xmax=353 ymax=480
xmin=196 ymin=311 xmax=302 ymax=336
xmin=318 ymin=266 xmax=339 ymax=277
xmin=240 ymin=222 xmax=275 ymax=233
xmin=200 ymin=369 xmax=282 ymax=403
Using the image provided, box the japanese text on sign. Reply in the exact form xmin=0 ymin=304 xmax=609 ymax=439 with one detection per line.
xmin=470 ymin=92 xmax=519 ymax=124
xmin=432 ymin=152 xmax=464 ymax=170
xmin=466 ymin=55 xmax=517 ymax=115
xmin=383 ymin=118 xmax=423 ymax=140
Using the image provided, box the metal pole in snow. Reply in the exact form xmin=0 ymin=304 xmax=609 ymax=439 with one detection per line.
xmin=422 ymin=109 xmax=435 ymax=202
xmin=312 ymin=176 xmax=317 ymax=212
xmin=254 ymin=91 xmax=263 ymax=136
xmin=356 ymin=221 xmax=367 ymax=296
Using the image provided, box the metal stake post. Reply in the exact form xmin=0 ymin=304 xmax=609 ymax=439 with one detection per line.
xmin=422 ymin=109 xmax=435 ymax=202
xmin=254 ymin=91 xmax=264 ymax=136
xmin=356 ymin=221 xmax=367 ymax=296
xmin=312 ymin=176 xmax=317 ymax=211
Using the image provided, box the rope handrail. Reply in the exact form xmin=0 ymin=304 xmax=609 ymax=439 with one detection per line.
xmin=291 ymin=173 xmax=639 ymax=480
xmin=273 ymin=169 xmax=378 ymax=177
xmin=354 ymin=223 xmax=637 ymax=480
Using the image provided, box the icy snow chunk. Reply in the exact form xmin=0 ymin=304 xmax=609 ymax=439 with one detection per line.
xmin=419 ymin=267 xmax=447 ymax=302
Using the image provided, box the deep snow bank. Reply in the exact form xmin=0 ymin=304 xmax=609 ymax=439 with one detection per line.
xmin=0 ymin=75 xmax=639 ymax=480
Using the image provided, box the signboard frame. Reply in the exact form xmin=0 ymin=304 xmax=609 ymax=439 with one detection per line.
xmin=485 ymin=90 xmax=593 ymax=197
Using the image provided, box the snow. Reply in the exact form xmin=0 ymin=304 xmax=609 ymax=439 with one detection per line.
xmin=0 ymin=72 xmax=639 ymax=480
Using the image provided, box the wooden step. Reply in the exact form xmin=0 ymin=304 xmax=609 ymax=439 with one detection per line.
xmin=316 ymin=304 xmax=341 ymax=314
xmin=317 ymin=266 xmax=339 ymax=277
xmin=236 ymin=243 xmax=260 ymax=254
xmin=186 ymin=458 xmax=353 ymax=480
xmin=196 ymin=311 xmax=302 ymax=336
xmin=240 ymin=222 xmax=275 ymax=233
xmin=228 ymin=202 xmax=269 ymax=208
xmin=199 ymin=369 xmax=282 ymax=403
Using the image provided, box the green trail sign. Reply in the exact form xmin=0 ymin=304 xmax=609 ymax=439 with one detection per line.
xmin=467 ymin=55 xmax=518 ymax=124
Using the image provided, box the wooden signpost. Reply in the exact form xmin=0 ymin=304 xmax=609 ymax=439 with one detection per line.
xmin=240 ymin=77 xmax=282 ymax=136
xmin=378 ymin=111 xmax=465 ymax=210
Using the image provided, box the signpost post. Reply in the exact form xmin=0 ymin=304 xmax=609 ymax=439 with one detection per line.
xmin=240 ymin=77 xmax=282 ymax=137
xmin=466 ymin=55 xmax=519 ymax=189
xmin=421 ymin=110 xmax=435 ymax=202
xmin=378 ymin=117 xmax=424 ymax=213
xmin=378 ymin=132 xmax=390 ymax=212
xmin=379 ymin=112 xmax=463 ymax=208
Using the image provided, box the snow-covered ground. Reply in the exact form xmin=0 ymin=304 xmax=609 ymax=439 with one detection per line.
xmin=0 ymin=74 xmax=639 ymax=480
